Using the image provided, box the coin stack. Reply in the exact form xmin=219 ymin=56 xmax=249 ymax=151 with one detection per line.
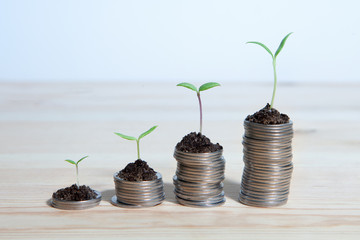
xmin=112 ymin=172 xmax=165 ymax=208
xmin=173 ymin=149 xmax=226 ymax=207
xmin=239 ymin=120 xmax=294 ymax=207
xmin=51 ymin=191 xmax=102 ymax=210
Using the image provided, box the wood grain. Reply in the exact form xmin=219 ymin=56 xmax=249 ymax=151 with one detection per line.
xmin=0 ymin=81 xmax=359 ymax=239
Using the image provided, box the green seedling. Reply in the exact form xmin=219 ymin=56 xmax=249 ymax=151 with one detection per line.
xmin=65 ymin=155 xmax=88 ymax=188
xmin=114 ymin=126 xmax=158 ymax=160
xmin=247 ymin=32 xmax=293 ymax=109
xmin=177 ymin=82 xmax=221 ymax=134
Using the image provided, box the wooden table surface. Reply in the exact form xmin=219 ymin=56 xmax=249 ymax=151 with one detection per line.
xmin=0 ymin=81 xmax=359 ymax=239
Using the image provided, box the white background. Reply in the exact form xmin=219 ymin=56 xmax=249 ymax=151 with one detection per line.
xmin=0 ymin=0 xmax=359 ymax=82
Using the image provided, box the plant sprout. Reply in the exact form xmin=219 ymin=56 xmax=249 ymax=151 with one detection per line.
xmin=177 ymin=82 xmax=221 ymax=134
xmin=65 ymin=155 xmax=88 ymax=188
xmin=114 ymin=125 xmax=158 ymax=160
xmin=247 ymin=32 xmax=293 ymax=109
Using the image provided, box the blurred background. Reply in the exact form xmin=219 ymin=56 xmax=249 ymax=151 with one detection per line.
xmin=0 ymin=0 xmax=359 ymax=83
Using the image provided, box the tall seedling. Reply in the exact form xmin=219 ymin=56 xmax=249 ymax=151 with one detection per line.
xmin=247 ymin=32 xmax=293 ymax=109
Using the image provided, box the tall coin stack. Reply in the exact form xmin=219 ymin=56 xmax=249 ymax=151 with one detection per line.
xmin=239 ymin=120 xmax=294 ymax=207
xmin=112 ymin=172 xmax=165 ymax=208
xmin=173 ymin=149 xmax=226 ymax=207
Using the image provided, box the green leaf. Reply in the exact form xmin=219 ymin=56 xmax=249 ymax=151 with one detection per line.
xmin=247 ymin=41 xmax=274 ymax=58
xmin=274 ymin=32 xmax=293 ymax=58
xmin=65 ymin=160 xmax=76 ymax=165
xmin=114 ymin=132 xmax=137 ymax=141
xmin=177 ymin=82 xmax=197 ymax=92
xmin=199 ymin=82 xmax=221 ymax=92
xmin=138 ymin=125 xmax=158 ymax=140
xmin=77 ymin=155 xmax=88 ymax=165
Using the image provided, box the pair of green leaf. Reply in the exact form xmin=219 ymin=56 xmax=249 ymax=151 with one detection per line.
xmin=247 ymin=32 xmax=293 ymax=61
xmin=114 ymin=126 xmax=158 ymax=160
xmin=176 ymin=82 xmax=221 ymax=93
xmin=65 ymin=155 xmax=88 ymax=187
xmin=65 ymin=155 xmax=88 ymax=166
xmin=114 ymin=126 xmax=158 ymax=142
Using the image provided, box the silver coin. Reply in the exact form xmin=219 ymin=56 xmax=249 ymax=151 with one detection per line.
xmin=244 ymin=129 xmax=293 ymax=136
xmin=239 ymin=195 xmax=288 ymax=207
xmin=175 ymin=190 xmax=225 ymax=202
xmin=241 ymin=183 xmax=291 ymax=193
xmin=114 ymin=172 xmax=163 ymax=185
xmin=116 ymin=188 xmax=163 ymax=197
xmin=244 ymin=120 xmax=293 ymax=129
xmin=243 ymin=155 xmax=293 ymax=163
xmin=173 ymin=175 xmax=223 ymax=187
xmin=244 ymin=128 xmax=293 ymax=134
xmin=243 ymin=144 xmax=292 ymax=152
xmin=244 ymin=167 xmax=293 ymax=175
xmin=176 ymin=170 xmax=225 ymax=178
xmin=243 ymin=168 xmax=293 ymax=178
xmin=174 ymin=186 xmax=224 ymax=196
xmin=243 ymin=137 xmax=292 ymax=145
xmin=111 ymin=195 xmax=164 ymax=208
xmin=177 ymin=162 xmax=225 ymax=171
xmin=240 ymin=191 xmax=289 ymax=201
xmin=117 ymin=193 xmax=165 ymax=204
xmin=240 ymin=188 xmax=289 ymax=197
xmin=241 ymin=176 xmax=292 ymax=186
xmin=175 ymin=196 xmax=226 ymax=208
xmin=244 ymin=135 xmax=293 ymax=142
xmin=115 ymin=182 xmax=163 ymax=191
xmin=243 ymin=148 xmax=292 ymax=157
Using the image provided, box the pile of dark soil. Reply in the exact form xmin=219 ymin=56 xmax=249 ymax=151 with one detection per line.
xmin=246 ymin=103 xmax=290 ymax=125
xmin=52 ymin=184 xmax=97 ymax=201
xmin=118 ymin=159 xmax=157 ymax=181
xmin=176 ymin=132 xmax=223 ymax=153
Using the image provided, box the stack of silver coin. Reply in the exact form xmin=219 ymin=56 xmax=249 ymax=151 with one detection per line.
xmin=239 ymin=120 xmax=294 ymax=207
xmin=111 ymin=172 xmax=165 ymax=208
xmin=173 ymin=149 xmax=226 ymax=207
xmin=51 ymin=191 xmax=102 ymax=210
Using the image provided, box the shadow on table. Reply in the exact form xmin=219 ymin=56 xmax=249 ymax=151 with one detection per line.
xmin=163 ymin=182 xmax=176 ymax=203
xmin=45 ymin=199 xmax=53 ymax=208
xmin=223 ymin=178 xmax=241 ymax=201
xmin=101 ymin=189 xmax=115 ymax=203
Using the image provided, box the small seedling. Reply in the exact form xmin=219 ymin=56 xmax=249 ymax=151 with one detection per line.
xmin=177 ymin=82 xmax=220 ymax=134
xmin=114 ymin=126 xmax=158 ymax=160
xmin=65 ymin=155 xmax=88 ymax=188
xmin=247 ymin=32 xmax=293 ymax=109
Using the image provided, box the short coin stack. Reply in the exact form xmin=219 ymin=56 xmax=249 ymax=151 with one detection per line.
xmin=112 ymin=172 xmax=165 ymax=208
xmin=51 ymin=191 xmax=102 ymax=210
xmin=173 ymin=149 xmax=226 ymax=207
xmin=239 ymin=120 xmax=294 ymax=207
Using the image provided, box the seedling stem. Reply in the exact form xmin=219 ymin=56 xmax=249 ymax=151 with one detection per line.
xmin=271 ymin=59 xmax=277 ymax=108
xmin=197 ymin=92 xmax=203 ymax=133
